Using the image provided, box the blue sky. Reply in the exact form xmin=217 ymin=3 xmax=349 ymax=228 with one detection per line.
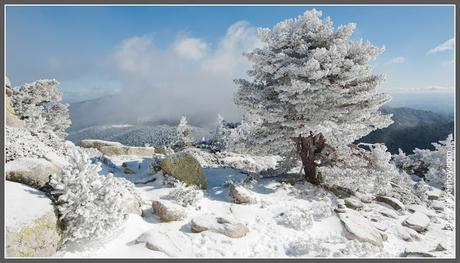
xmin=6 ymin=5 xmax=455 ymax=117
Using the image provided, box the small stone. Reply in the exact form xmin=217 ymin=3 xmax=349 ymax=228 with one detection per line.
xmin=430 ymin=200 xmax=444 ymax=211
xmin=124 ymin=167 xmax=135 ymax=174
xmin=378 ymin=207 xmax=399 ymax=219
xmin=403 ymin=211 xmax=430 ymax=233
xmin=228 ymin=183 xmax=256 ymax=204
xmin=397 ymin=225 xmax=421 ymax=241
xmin=426 ymin=188 xmax=442 ymax=200
xmin=190 ymin=215 xmax=249 ymax=238
xmin=435 ymin=242 xmax=447 ymax=251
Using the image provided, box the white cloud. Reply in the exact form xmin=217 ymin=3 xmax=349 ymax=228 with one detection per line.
xmin=173 ymin=37 xmax=208 ymax=60
xmin=383 ymin=56 xmax=406 ymax=66
xmin=427 ymin=38 xmax=454 ymax=55
xmin=108 ymin=21 xmax=262 ymax=126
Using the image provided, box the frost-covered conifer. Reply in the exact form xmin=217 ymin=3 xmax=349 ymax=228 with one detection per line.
xmin=175 ymin=116 xmax=192 ymax=148
xmin=233 ymin=10 xmax=393 ymax=172
xmin=12 ymin=79 xmax=71 ymax=139
xmin=49 ymin=145 xmax=141 ymax=242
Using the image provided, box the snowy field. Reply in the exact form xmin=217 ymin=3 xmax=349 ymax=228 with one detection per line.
xmin=55 ymin=154 xmax=455 ymax=258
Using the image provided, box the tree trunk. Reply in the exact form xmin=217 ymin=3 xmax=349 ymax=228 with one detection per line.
xmin=291 ymin=132 xmax=327 ymax=185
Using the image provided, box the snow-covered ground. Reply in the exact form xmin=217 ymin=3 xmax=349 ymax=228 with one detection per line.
xmin=56 ymin=154 xmax=455 ymax=258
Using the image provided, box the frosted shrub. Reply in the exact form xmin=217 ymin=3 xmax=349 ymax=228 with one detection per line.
xmin=49 ymin=146 xmax=141 ymax=242
xmin=286 ymin=239 xmax=330 ymax=257
xmin=319 ymin=144 xmax=404 ymax=196
xmin=12 ymin=79 xmax=71 ymax=139
xmin=276 ymin=207 xmax=313 ymax=231
xmin=233 ymin=9 xmax=393 ymax=172
xmin=166 ymin=182 xmax=204 ymax=207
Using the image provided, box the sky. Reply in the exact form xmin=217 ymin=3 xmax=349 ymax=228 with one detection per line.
xmin=5 ymin=5 xmax=455 ymax=127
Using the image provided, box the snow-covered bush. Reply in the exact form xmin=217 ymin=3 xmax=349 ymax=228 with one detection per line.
xmin=175 ymin=116 xmax=192 ymax=149
xmin=49 ymin=146 xmax=141 ymax=242
xmin=12 ymin=79 xmax=71 ymax=139
xmin=233 ymin=9 xmax=393 ymax=172
xmin=166 ymin=182 xmax=204 ymax=207
xmin=393 ymin=134 xmax=454 ymax=192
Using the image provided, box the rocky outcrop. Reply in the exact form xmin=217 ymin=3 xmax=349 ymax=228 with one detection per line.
xmin=228 ymin=183 xmax=256 ymax=204
xmin=190 ymin=215 xmax=249 ymax=238
xmin=160 ymin=152 xmax=208 ymax=189
xmin=5 ymin=158 xmax=62 ymax=189
xmin=152 ymin=200 xmax=186 ymax=222
xmin=5 ymin=181 xmax=62 ymax=257
xmin=337 ymin=209 xmax=384 ymax=247
xmin=80 ymin=139 xmax=155 ymax=157
xmin=79 ymin=139 xmax=123 ymax=149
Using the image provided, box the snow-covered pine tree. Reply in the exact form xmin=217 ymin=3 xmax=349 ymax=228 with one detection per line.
xmin=210 ymin=114 xmax=228 ymax=151
xmin=12 ymin=79 xmax=71 ymax=139
xmin=175 ymin=116 xmax=192 ymax=149
xmin=233 ymin=9 xmax=393 ymax=182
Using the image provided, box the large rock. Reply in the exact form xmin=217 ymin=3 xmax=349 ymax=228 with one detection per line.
xmin=152 ymin=200 xmax=186 ymax=222
xmin=228 ymin=183 xmax=256 ymax=204
xmin=160 ymin=152 xmax=208 ymax=189
xmin=5 ymin=181 xmax=62 ymax=257
xmin=376 ymin=196 xmax=405 ymax=211
xmin=403 ymin=211 xmax=430 ymax=233
xmin=5 ymin=158 xmax=62 ymax=188
xmin=337 ymin=209 xmax=384 ymax=247
xmin=190 ymin=215 xmax=249 ymax=238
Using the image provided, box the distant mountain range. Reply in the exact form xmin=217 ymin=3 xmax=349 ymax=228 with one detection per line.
xmin=358 ymin=107 xmax=454 ymax=154
xmin=68 ymin=97 xmax=454 ymax=155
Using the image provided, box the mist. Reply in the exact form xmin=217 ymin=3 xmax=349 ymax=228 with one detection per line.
xmin=69 ymin=21 xmax=263 ymax=130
